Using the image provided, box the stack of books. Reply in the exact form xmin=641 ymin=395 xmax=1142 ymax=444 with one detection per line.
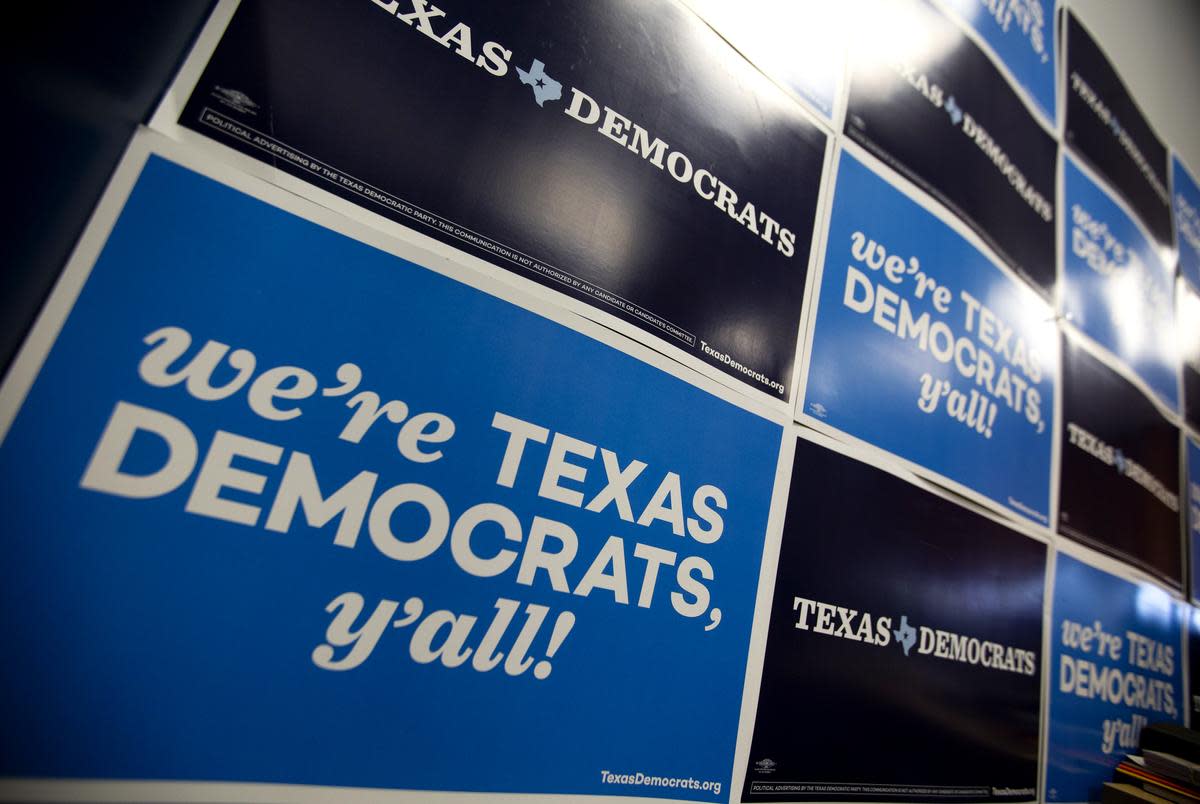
xmin=1103 ymin=724 xmax=1200 ymax=804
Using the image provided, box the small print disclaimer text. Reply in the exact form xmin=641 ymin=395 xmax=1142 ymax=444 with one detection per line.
xmin=749 ymin=782 xmax=1033 ymax=797
xmin=601 ymin=770 xmax=722 ymax=797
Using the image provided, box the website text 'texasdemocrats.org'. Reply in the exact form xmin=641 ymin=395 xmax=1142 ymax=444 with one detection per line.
xmin=600 ymin=769 xmax=722 ymax=797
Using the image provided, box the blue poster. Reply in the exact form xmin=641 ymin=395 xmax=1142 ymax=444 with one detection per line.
xmin=1176 ymin=156 xmax=1200 ymax=293
xmin=940 ymin=0 xmax=1057 ymax=124
xmin=1046 ymin=552 xmax=1184 ymax=804
xmin=1062 ymin=153 xmax=1178 ymax=411
xmin=1190 ymin=439 xmax=1200 ymax=602
xmin=0 ymin=145 xmax=783 ymax=800
xmin=803 ymin=151 xmax=1057 ymax=525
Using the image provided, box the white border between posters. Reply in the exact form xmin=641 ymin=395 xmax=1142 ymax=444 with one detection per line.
xmin=0 ymin=126 xmax=788 ymax=448
xmin=788 ymin=135 xmax=840 ymax=417
xmin=839 ymin=140 xmax=1055 ymax=310
xmin=1049 ymin=133 xmax=1067 ymax=537
xmin=147 ymin=0 xmax=828 ymax=417
xmin=1055 ymin=535 xmax=1187 ymax=599
xmin=1059 ymin=314 xmax=1181 ymax=430
xmin=784 ymin=130 xmax=839 ymax=431
xmin=148 ymin=0 xmax=240 ymax=139
xmin=1037 ymin=544 xmax=1057 ymax=804
xmin=799 ymin=423 xmax=1051 ymax=553
xmin=788 ymin=137 xmax=842 ymax=416
xmin=727 ymin=428 xmax=796 ymax=804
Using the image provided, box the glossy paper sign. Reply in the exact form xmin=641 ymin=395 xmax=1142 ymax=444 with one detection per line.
xmin=939 ymin=0 xmax=1057 ymax=124
xmin=1061 ymin=153 xmax=1177 ymax=411
xmin=1064 ymin=11 xmax=1172 ymax=253
xmin=1179 ymin=283 xmax=1200 ymax=432
xmin=1045 ymin=552 xmax=1183 ymax=804
xmin=1189 ymin=606 xmax=1200 ymax=720
xmin=845 ymin=0 xmax=1057 ymax=295
xmin=803 ymin=151 xmax=1057 ymax=525
xmin=1189 ymin=439 xmax=1200 ymax=603
xmin=1057 ymin=333 xmax=1181 ymax=587
xmin=684 ymin=0 xmax=844 ymax=121
xmin=0 ymin=148 xmax=783 ymax=800
xmin=1176 ymin=156 xmax=1200 ymax=293
xmin=744 ymin=436 xmax=1045 ymax=802
xmin=172 ymin=0 xmax=828 ymax=402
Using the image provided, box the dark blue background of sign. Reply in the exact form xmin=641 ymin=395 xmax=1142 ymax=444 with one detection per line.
xmin=1057 ymin=332 xmax=1181 ymax=587
xmin=178 ymin=0 xmax=827 ymax=400
xmin=1046 ymin=553 xmax=1183 ymax=804
xmin=940 ymin=0 xmax=1057 ymax=123
xmin=1176 ymin=157 xmax=1200 ymax=293
xmin=804 ymin=152 xmax=1056 ymax=525
xmin=743 ymin=436 xmax=1045 ymax=802
xmin=845 ymin=0 xmax=1058 ymax=296
xmin=1061 ymin=154 xmax=1178 ymax=411
xmin=1189 ymin=606 xmax=1200 ymax=721
xmin=1190 ymin=440 xmax=1200 ymax=602
xmin=1181 ymin=285 xmax=1200 ymax=432
xmin=0 ymin=155 xmax=782 ymax=799
xmin=1064 ymin=11 xmax=1172 ymax=252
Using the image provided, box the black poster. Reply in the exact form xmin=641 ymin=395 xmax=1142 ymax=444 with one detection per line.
xmin=1058 ymin=331 xmax=1181 ymax=587
xmin=1064 ymin=11 xmax=1172 ymax=252
xmin=743 ymin=436 xmax=1045 ymax=802
xmin=1181 ymin=284 xmax=1200 ymax=432
xmin=1186 ymin=352 xmax=1200 ymax=435
xmin=844 ymin=0 xmax=1057 ymax=297
xmin=175 ymin=0 xmax=827 ymax=401
xmin=1191 ymin=608 xmax=1200 ymax=722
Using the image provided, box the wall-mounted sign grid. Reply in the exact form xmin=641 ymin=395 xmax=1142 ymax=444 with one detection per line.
xmin=1178 ymin=157 xmax=1200 ymax=294
xmin=0 ymin=131 xmax=792 ymax=802
xmin=798 ymin=145 xmax=1057 ymax=529
xmin=843 ymin=0 xmax=1058 ymax=299
xmin=1061 ymin=151 xmax=1178 ymax=412
xmin=151 ymin=0 xmax=830 ymax=409
xmin=6 ymin=0 xmax=1200 ymax=802
xmin=739 ymin=432 xmax=1046 ymax=803
xmin=1063 ymin=10 xmax=1174 ymax=258
xmin=1044 ymin=547 xmax=1185 ymax=804
xmin=1057 ymin=329 xmax=1182 ymax=589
